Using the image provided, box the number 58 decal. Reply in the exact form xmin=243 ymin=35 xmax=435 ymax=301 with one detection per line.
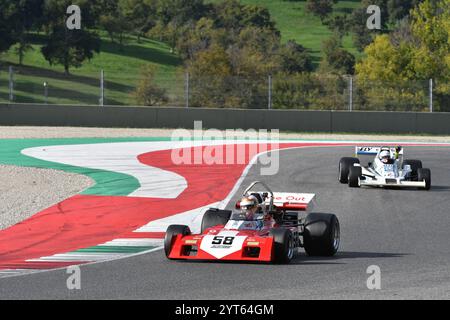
xmin=212 ymin=236 xmax=235 ymax=245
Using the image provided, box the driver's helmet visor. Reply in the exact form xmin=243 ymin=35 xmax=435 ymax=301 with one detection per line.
xmin=241 ymin=204 xmax=256 ymax=211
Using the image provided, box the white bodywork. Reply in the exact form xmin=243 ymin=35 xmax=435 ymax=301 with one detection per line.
xmin=354 ymin=146 xmax=426 ymax=188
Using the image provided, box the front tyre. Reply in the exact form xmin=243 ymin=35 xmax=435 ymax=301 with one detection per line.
xmin=403 ymin=160 xmax=422 ymax=180
xmin=201 ymin=209 xmax=232 ymax=233
xmin=339 ymin=157 xmax=360 ymax=183
xmin=417 ymin=168 xmax=431 ymax=190
xmin=269 ymin=228 xmax=295 ymax=264
xmin=164 ymin=225 xmax=191 ymax=259
xmin=348 ymin=166 xmax=361 ymax=188
xmin=303 ymin=213 xmax=340 ymax=256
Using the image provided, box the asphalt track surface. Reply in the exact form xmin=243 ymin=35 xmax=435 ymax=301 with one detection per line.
xmin=1 ymin=146 xmax=450 ymax=299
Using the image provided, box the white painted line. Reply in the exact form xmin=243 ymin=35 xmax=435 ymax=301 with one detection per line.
xmin=0 ymin=269 xmax=39 ymax=278
xmin=27 ymin=252 xmax=127 ymax=262
xmin=101 ymin=238 xmax=163 ymax=247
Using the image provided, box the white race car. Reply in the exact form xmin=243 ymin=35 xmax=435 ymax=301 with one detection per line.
xmin=338 ymin=146 xmax=431 ymax=190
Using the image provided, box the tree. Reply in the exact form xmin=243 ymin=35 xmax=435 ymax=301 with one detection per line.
xmin=186 ymin=44 xmax=233 ymax=108
xmin=387 ymin=0 xmax=421 ymax=24
xmin=175 ymin=18 xmax=227 ymax=61
xmin=133 ymin=65 xmax=168 ymax=106
xmin=354 ymin=0 xmax=450 ymax=111
xmin=148 ymin=0 xmax=208 ymax=53
xmin=355 ymin=35 xmax=402 ymax=80
xmin=0 ymin=0 xmax=44 ymax=63
xmin=241 ymin=5 xmax=276 ymax=31
xmin=321 ymin=34 xmax=355 ymax=75
xmin=349 ymin=0 xmax=387 ymax=52
xmin=324 ymin=14 xmax=351 ymax=38
xmin=279 ymin=40 xmax=314 ymax=73
xmin=0 ymin=1 xmax=16 ymax=54
xmin=99 ymin=0 xmax=134 ymax=47
xmin=155 ymin=0 xmax=206 ymax=26
xmin=409 ymin=0 xmax=450 ymax=79
xmin=356 ymin=0 xmax=450 ymax=82
xmin=273 ymin=72 xmax=347 ymax=110
xmin=41 ymin=0 xmax=100 ymax=74
xmin=119 ymin=0 xmax=156 ymax=42
xmin=41 ymin=28 xmax=100 ymax=74
xmin=305 ymin=0 xmax=338 ymax=22
xmin=213 ymin=0 xmax=276 ymax=32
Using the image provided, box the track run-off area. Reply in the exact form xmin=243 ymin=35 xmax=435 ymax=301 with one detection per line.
xmin=0 ymin=136 xmax=449 ymax=299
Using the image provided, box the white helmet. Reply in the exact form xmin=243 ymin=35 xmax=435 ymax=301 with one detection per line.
xmin=239 ymin=195 xmax=258 ymax=220
xmin=379 ymin=150 xmax=391 ymax=163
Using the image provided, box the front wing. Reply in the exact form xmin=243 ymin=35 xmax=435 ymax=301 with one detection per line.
xmin=359 ymin=166 xmax=426 ymax=188
xmin=168 ymin=234 xmax=274 ymax=262
xmin=360 ymin=178 xmax=426 ymax=188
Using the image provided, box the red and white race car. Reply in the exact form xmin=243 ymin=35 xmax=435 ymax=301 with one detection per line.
xmin=164 ymin=181 xmax=340 ymax=264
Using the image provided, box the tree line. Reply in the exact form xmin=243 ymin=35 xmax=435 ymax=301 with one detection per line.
xmin=0 ymin=0 xmax=449 ymax=110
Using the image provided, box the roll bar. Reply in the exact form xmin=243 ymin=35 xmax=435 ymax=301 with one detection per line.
xmin=242 ymin=181 xmax=274 ymax=212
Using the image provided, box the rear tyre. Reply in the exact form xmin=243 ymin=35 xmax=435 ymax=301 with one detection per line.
xmin=339 ymin=157 xmax=360 ymax=183
xmin=348 ymin=166 xmax=361 ymax=188
xmin=269 ymin=228 xmax=294 ymax=264
xmin=303 ymin=213 xmax=340 ymax=257
xmin=164 ymin=225 xmax=191 ymax=259
xmin=417 ymin=168 xmax=431 ymax=190
xmin=201 ymin=209 xmax=232 ymax=233
xmin=403 ymin=160 xmax=422 ymax=180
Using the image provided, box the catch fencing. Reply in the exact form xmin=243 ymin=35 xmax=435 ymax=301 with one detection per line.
xmin=0 ymin=65 xmax=444 ymax=112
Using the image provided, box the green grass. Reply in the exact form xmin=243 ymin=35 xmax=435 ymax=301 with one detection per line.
xmin=208 ymin=0 xmax=362 ymax=62
xmin=0 ymin=32 xmax=183 ymax=105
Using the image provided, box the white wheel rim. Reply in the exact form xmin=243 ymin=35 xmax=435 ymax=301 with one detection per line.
xmin=332 ymin=221 xmax=340 ymax=251
xmin=287 ymin=235 xmax=294 ymax=260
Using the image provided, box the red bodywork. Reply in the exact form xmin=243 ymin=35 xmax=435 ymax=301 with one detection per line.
xmin=168 ymin=223 xmax=278 ymax=262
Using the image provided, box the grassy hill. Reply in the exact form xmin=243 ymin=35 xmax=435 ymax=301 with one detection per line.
xmin=0 ymin=33 xmax=182 ymax=106
xmin=0 ymin=1 xmax=362 ymax=106
xmin=209 ymin=0 xmax=362 ymax=62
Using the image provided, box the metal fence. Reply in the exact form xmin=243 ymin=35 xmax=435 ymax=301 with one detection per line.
xmin=0 ymin=65 xmax=444 ymax=112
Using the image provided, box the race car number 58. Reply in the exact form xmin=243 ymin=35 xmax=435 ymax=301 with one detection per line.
xmin=212 ymin=236 xmax=234 ymax=245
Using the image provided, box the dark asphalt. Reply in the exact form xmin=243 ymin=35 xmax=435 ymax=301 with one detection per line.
xmin=1 ymin=146 xmax=450 ymax=299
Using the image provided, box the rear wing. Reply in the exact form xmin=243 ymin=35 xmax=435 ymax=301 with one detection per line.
xmin=355 ymin=146 xmax=403 ymax=157
xmin=266 ymin=192 xmax=316 ymax=212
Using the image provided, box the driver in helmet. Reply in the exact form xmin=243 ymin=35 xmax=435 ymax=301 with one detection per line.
xmin=379 ymin=150 xmax=393 ymax=164
xmin=239 ymin=195 xmax=259 ymax=220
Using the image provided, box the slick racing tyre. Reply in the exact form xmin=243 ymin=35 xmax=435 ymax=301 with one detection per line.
xmin=339 ymin=157 xmax=360 ymax=183
xmin=303 ymin=213 xmax=340 ymax=257
xmin=201 ymin=209 xmax=232 ymax=233
xmin=164 ymin=225 xmax=191 ymax=259
xmin=348 ymin=166 xmax=361 ymax=188
xmin=269 ymin=228 xmax=295 ymax=264
xmin=417 ymin=168 xmax=431 ymax=190
xmin=403 ymin=160 xmax=422 ymax=180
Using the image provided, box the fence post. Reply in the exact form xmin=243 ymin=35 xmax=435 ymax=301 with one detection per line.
xmin=44 ymin=81 xmax=48 ymax=104
xmin=185 ymin=72 xmax=189 ymax=108
xmin=429 ymin=78 xmax=433 ymax=112
xmin=268 ymin=74 xmax=272 ymax=110
xmin=349 ymin=76 xmax=353 ymax=112
xmin=100 ymin=69 xmax=104 ymax=106
xmin=8 ymin=66 xmax=14 ymax=102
